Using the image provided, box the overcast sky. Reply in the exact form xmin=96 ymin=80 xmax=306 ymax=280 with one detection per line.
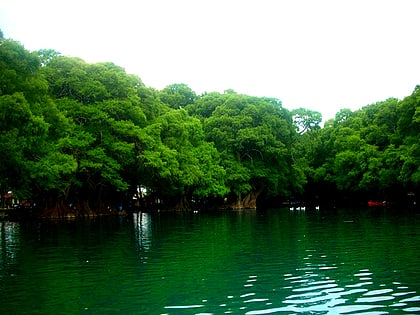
xmin=1 ymin=0 xmax=419 ymax=121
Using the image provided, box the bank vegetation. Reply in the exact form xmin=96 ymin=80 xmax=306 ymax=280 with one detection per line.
xmin=1 ymin=32 xmax=419 ymax=217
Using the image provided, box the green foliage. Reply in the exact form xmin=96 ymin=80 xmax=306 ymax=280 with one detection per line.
xmin=291 ymin=108 xmax=322 ymax=134
xmin=1 ymin=33 xmax=419 ymax=213
xmin=160 ymin=83 xmax=196 ymax=109
xmin=186 ymin=91 xmax=226 ymax=118
xmin=202 ymin=92 xmax=299 ymax=200
xmin=42 ymin=57 xmax=143 ymax=105
xmin=29 ymin=151 xmax=77 ymax=192
xmin=36 ymin=49 xmax=61 ymax=66
xmin=0 ymin=39 xmax=48 ymax=102
xmin=300 ymin=88 xmax=420 ymax=202
xmin=139 ymin=109 xmax=228 ymax=204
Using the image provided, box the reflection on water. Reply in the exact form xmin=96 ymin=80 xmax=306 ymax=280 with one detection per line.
xmin=133 ymin=212 xmax=152 ymax=253
xmin=162 ymin=263 xmax=419 ymax=315
xmin=0 ymin=221 xmax=20 ymax=276
xmin=0 ymin=208 xmax=419 ymax=314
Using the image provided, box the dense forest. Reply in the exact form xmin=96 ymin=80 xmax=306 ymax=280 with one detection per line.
xmin=0 ymin=32 xmax=419 ymax=217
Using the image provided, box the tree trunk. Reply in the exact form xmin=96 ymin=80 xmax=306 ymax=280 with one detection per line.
xmin=174 ymin=195 xmax=191 ymax=211
xmin=242 ymin=190 xmax=261 ymax=209
xmin=40 ymin=194 xmax=73 ymax=219
xmin=236 ymin=193 xmax=242 ymax=209
xmin=231 ymin=190 xmax=261 ymax=209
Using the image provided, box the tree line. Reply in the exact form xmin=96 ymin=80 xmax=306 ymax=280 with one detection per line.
xmin=0 ymin=34 xmax=418 ymax=217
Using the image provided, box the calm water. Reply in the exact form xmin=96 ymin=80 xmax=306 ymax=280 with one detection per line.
xmin=0 ymin=207 xmax=419 ymax=314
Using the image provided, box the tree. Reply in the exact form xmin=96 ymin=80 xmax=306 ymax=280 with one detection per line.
xmin=396 ymin=86 xmax=420 ymax=190
xmin=186 ymin=91 xmax=226 ymax=118
xmin=291 ymin=108 xmax=322 ymax=134
xmin=39 ymin=56 xmax=158 ymax=215
xmin=0 ymin=39 xmax=47 ymax=102
xmin=0 ymin=39 xmax=62 ymax=206
xmin=0 ymin=93 xmax=41 ymax=198
xmin=139 ymin=109 xmax=227 ymax=210
xmin=50 ymin=96 xmax=143 ymax=215
xmin=36 ymin=49 xmax=61 ymax=67
xmin=202 ymin=92 xmax=299 ymax=208
xmin=160 ymin=83 xmax=196 ymax=109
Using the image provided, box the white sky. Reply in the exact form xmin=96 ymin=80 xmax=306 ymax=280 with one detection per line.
xmin=1 ymin=0 xmax=419 ymax=121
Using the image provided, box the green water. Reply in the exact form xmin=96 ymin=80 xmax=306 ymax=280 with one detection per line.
xmin=0 ymin=207 xmax=419 ymax=314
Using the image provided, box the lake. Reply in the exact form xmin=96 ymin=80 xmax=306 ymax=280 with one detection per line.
xmin=0 ymin=207 xmax=419 ymax=314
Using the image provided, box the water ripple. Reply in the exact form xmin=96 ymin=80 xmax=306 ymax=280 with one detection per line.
xmin=364 ymin=288 xmax=394 ymax=296
xmin=400 ymin=295 xmax=420 ymax=303
xmin=164 ymin=304 xmax=205 ymax=309
xmin=292 ymin=282 xmax=338 ymax=292
xmin=160 ymin=271 xmax=419 ymax=314
xmin=355 ymin=296 xmax=395 ymax=303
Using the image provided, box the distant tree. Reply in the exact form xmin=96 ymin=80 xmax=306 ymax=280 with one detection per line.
xmin=0 ymin=39 xmax=46 ymax=100
xmin=359 ymin=98 xmax=398 ymax=149
xmin=291 ymin=108 xmax=322 ymax=134
xmin=396 ymin=86 xmax=420 ymax=188
xmin=36 ymin=49 xmax=61 ymax=66
xmin=334 ymin=108 xmax=354 ymax=125
xmin=160 ymin=83 xmax=196 ymax=109
xmin=186 ymin=91 xmax=228 ymax=118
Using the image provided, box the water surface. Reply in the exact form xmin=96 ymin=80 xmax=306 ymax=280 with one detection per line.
xmin=0 ymin=207 xmax=419 ymax=314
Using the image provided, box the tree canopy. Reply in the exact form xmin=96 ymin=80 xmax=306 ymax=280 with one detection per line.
xmin=0 ymin=33 xmax=419 ymax=216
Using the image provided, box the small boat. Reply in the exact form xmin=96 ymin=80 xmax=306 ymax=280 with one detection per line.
xmin=367 ymin=201 xmax=387 ymax=207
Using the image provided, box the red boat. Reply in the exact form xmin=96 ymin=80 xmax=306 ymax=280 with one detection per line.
xmin=367 ymin=201 xmax=387 ymax=207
